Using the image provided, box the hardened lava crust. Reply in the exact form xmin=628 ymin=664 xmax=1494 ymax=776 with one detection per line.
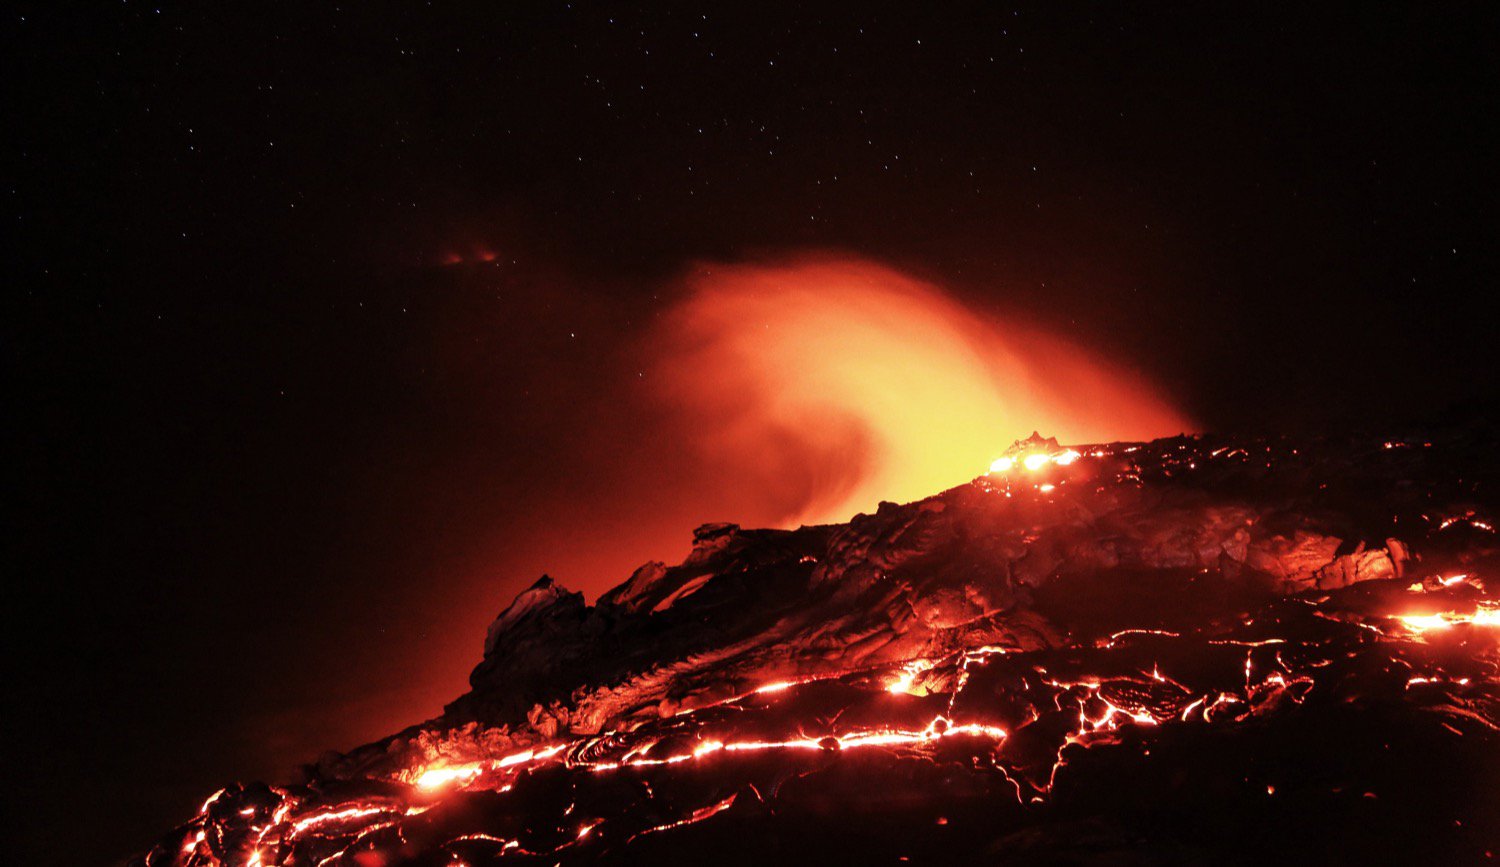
xmin=138 ymin=426 xmax=1500 ymax=865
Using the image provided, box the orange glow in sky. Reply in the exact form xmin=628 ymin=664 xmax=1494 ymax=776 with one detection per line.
xmin=649 ymin=256 xmax=1190 ymax=525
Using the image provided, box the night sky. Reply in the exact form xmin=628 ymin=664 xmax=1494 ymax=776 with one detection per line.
xmin=8 ymin=3 xmax=1496 ymax=864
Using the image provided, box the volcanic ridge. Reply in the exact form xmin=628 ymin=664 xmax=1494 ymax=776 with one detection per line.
xmin=138 ymin=428 xmax=1500 ymax=865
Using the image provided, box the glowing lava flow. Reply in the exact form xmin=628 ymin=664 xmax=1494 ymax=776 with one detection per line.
xmin=1395 ymin=601 xmax=1500 ymax=633
xmin=410 ymin=743 xmax=566 ymax=790
xmin=990 ymin=447 xmax=1080 ymax=474
xmin=138 ymin=429 xmax=1500 ymax=866
xmin=583 ymin=717 xmax=1010 ymax=772
xmin=146 ymin=580 xmax=1500 ymax=867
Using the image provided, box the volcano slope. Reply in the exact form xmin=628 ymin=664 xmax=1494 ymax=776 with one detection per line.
xmin=139 ymin=429 xmax=1500 ymax=866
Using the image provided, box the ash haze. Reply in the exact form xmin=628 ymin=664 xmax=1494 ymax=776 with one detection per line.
xmin=7 ymin=3 xmax=1493 ymax=865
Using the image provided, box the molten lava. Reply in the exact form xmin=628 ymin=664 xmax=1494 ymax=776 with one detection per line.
xmin=137 ymin=427 xmax=1500 ymax=865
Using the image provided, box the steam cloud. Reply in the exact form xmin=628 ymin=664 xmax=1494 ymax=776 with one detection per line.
xmin=646 ymin=255 xmax=1190 ymax=527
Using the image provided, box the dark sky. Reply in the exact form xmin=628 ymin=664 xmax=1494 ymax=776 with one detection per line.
xmin=7 ymin=3 xmax=1496 ymax=864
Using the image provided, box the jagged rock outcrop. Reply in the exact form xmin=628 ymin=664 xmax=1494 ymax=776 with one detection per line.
xmin=403 ymin=430 xmax=1473 ymax=755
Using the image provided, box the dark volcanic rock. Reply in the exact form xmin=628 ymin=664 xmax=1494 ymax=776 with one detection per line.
xmin=138 ymin=427 xmax=1500 ymax=866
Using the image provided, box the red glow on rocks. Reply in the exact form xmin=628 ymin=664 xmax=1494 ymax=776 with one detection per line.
xmin=134 ymin=427 xmax=1500 ymax=866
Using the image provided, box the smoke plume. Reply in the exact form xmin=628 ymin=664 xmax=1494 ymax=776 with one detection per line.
xmin=646 ymin=255 xmax=1190 ymax=526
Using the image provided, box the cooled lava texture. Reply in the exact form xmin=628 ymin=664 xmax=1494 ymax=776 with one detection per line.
xmin=138 ymin=429 xmax=1500 ymax=866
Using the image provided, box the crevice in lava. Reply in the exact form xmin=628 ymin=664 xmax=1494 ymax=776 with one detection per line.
xmin=138 ymin=427 xmax=1500 ymax=865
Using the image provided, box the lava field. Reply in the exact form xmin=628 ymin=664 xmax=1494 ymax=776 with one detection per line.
xmin=138 ymin=428 xmax=1500 ymax=865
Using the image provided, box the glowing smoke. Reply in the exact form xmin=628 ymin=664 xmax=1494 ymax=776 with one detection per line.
xmin=648 ymin=255 xmax=1190 ymax=526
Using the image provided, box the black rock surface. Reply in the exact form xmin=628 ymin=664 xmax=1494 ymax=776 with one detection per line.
xmin=138 ymin=428 xmax=1500 ymax=865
